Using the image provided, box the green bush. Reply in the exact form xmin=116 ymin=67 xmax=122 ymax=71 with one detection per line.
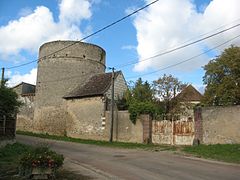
xmin=128 ymin=101 xmax=160 ymax=123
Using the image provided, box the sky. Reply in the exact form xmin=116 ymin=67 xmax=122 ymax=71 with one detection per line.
xmin=0 ymin=0 xmax=240 ymax=93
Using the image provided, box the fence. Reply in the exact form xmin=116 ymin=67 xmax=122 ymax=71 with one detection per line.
xmin=0 ymin=114 xmax=16 ymax=140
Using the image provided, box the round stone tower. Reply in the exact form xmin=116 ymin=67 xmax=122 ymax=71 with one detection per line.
xmin=33 ymin=41 xmax=106 ymax=134
xmin=35 ymin=40 xmax=106 ymax=107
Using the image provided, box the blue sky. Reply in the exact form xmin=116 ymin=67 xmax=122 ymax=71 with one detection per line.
xmin=0 ymin=0 xmax=239 ymax=93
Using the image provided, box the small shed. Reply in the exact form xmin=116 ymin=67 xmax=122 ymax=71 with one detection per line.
xmin=12 ymin=82 xmax=35 ymax=96
xmin=63 ymin=71 xmax=128 ymax=140
xmin=12 ymin=82 xmax=36 ymax=132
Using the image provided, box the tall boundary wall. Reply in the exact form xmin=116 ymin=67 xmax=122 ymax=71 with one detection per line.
xmin=201 ymin=106 xmax=240 ymax=144
xmin=17 ymin=108 xmax=146 ymax=143
xmin=105 ymin=111 xmax=146 ymax=143
xmin=17 ymin=94 xmax=240 ymax=145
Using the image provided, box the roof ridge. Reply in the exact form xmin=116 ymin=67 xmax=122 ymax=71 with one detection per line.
xmin=175 ymin=84 xmax=203 ymax=102
xmin=11 ymin=81 xmax=36 ymax=89
xmin=63 ymin=72 xmax=121 ymax=99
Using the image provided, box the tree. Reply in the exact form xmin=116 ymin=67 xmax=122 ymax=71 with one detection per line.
xmin=120 ymin=78 xmax=154 ymax=107
xmin=153 ymin=74 xmax=187 ymax=113
xmin=132 ymin=78 xmax=154 ymax=102
xmin=117 ymin=78 xmax=162 ymax=123
xmin=203 ymin=45 xmax=240 ymax=105
xmin=0 ymin=80 xmax=22 ymax=119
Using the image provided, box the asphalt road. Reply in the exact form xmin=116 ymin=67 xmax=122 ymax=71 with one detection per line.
xmin=17 ymin=135 xmax=240 ymax=180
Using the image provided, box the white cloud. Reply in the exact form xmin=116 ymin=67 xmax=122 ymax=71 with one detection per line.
xmin=7 ymin=68 xmax=37 ymax=87
xmin=132 ymin=0 xmax=240 ymax=72
xmin=125 ymin=6 xmax=138 ymax=15
xmin=0 ymin=6 xmax=55 ymax=58
xmin=1 ymin=0 xmax=94 ymax=86
xmin=0 ymin=0 xmax=92 ymax=60
xmin=59 ymin=0 xmax=91 ymax=25
xmin=18 ymin=7 xmax=33 ymax=17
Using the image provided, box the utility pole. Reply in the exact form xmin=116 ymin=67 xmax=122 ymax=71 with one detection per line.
xmin=109 ymin=67 xmax=115 ymax=142
xmin=1 ymin=67 xmax=4 ymax=87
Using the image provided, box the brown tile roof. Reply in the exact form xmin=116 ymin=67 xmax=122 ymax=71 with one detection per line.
xmin=63 ymin=71 xmax=120 ymax=99
xmin=175 ymin=85 xmax=203 ymax=102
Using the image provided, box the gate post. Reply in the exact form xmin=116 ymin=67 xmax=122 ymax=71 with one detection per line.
xmin=3 ymin=115 xmax=6 ymax=135
xmin=194 ymin=107 xmax=203 ymax=144
xmin=142 ymin=114 xmax=152 ymax=144
xmin=171 ymin=117 xmax=174 ymax=145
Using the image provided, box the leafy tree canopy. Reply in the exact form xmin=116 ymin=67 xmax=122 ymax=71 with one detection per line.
xmin=123 ymin=78 xmax=154 ymax=106
xmin=153 ymin=74 xmax=187 ymax=113
xmin=117 ymin=75 xmax=189 ymax=122
xmin=0 ymin=80 xmax=22 ymax=118
xmin=203 ymin=45 xmax=240 ymax=105
xmin=117 ymin=78 xmax=162 ymax=123
xmin=132 ymin=78 xmax=154 ymax=102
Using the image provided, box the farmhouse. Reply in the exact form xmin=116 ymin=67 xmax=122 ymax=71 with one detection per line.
xmin=175 ymin=84 xmax=203 ymax=104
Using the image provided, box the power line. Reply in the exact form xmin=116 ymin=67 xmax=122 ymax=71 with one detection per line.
xmin=5 ymin=0 xmax=160 ymax=70
xmin=116 ymin=23 xmax=240 ymax=68
xmin=6 ymin=35 xmax=240 ymax=86
xmin=125 ymin=34 xmax=240 ymax=79
xmin=5 ymin=60 xmax=37 ymax=70
xmin=172 ymin=18 xmax=240 ymax=46
xmin=79 ymin=0 xmax=160 ymax=42
xmin=6 ymin=65 xmax=113 ymax=86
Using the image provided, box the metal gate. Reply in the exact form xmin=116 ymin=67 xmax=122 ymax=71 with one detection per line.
xmin=0 ymin=114 xmax=16 ymax=139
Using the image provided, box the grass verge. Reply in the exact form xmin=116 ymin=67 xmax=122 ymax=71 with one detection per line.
xmin=0 ymin=143 xmax=91 ymax=179
xmin=182 ymin=144 xmax=240 ymax=164
xmin=17 ymin=130 xmax=177 ymax=151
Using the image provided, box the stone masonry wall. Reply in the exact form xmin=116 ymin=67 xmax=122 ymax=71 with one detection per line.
xmin=65 ymin=99 xmax=140 ymax=142
xmin=201 ymin=106 xmax=240 ymax=144
xmin=105 ymin=111 xmax=144 ymax=143
xmin=105 ymin=72 xmax=128 ymax=100
xmin=64 ymin=104 xmax=145 ymax=143
xmin=16 ymin=95 xmax=35 ymax=132
xmin=13 ymin=84 xmax=22 ymax=95
xmin=35 ymin=41 xmax=106 ymax=108
xmin=34 ymin=41 xmax=106 ymax=135
xmin=65 ymin=97 xmax=107 ymax=140
xmin=33 ymin=106 xmax=69 ymax=135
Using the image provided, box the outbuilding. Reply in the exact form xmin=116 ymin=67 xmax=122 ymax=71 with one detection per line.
xmin=63 ymin=71 xmax=127 ymax=140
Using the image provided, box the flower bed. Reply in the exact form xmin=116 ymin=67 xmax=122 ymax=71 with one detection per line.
xmin=19 ymin=146 xmax=64 ymax=179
